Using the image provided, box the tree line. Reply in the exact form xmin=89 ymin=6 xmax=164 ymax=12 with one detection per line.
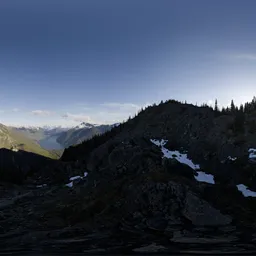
xmin=62 ymin=96 xmax=256 ymax=161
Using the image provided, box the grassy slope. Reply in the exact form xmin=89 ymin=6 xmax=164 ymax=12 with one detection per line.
xmin=9 ymin=129 xmax=53 ymax=158
xmin=0 ymin=126 xmax=56 ymax=159
xmin=14 ymin=129 xmax=47 ymax=141
xmin=49 ymin=149 xmax=64 ymax=159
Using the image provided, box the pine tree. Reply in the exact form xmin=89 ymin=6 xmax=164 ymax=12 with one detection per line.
xmin=214 ymin=99 xmax=219 ymax=112
xmin=244 ymin=102 xmax=248 ymax=113
xmin=253 ymin=96 xmax=256 ymax=110
xmin=231 ymin=100 xmax=235 ymax=112
xmin=233 ymin=111 xmax=245 ymax=133
xmin=239 ymin=104 xmax=244 ymax=113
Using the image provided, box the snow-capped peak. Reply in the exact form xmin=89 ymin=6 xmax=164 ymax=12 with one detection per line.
xmin=11 ymin=125 xmax=70 ymax=131
xmin=75 ymin=122 xmax=97 ymax=129
xmin=74 ymin=122 xmax=120 ymax=130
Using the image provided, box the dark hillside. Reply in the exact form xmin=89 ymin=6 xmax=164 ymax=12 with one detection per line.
xmin=0 ymin=148 xmax=55 ymax=184
xmin=62 ymin=98 xmax=256 ymax=164
xmin=2 ymin=98 xmax=256 ymax=253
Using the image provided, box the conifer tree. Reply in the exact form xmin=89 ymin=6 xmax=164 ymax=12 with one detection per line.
xmin=231 ymin=100 xmax=235 ymax=112
xmin=214 ymin=99 xmax=219 ymax=112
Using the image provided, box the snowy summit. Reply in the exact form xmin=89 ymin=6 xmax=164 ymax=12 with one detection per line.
xmin=74 ymin=122 xmax=100 ymax=129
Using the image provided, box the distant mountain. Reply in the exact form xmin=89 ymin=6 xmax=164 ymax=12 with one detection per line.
xmin=44 ymin=126 xmax=70 ymax=136
xmin=10 ymin=123 xmax=119 ymax=150
xmin=74 ymin=122 xmax=97 ymax=129
xmin=0 ymin=123 xmax=54 ymax=158
xmin=12 ymin=125 xmax=70 ymax=140
xmin=10 ymin=125 xmax=70 ymax=151
xmin=56 ymin=122 xmax=118 ymax=147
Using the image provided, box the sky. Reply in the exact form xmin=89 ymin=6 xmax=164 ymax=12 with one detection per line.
xmin=0 ymin=0 xmax=256 ymax=126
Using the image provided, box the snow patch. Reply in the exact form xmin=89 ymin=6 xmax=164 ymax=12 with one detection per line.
xmin=194 ymin=171 xmax=215 ymax=184
xmin=151 ymin=138 xmax=216 ymax=185
xmin=162 ymin=148 xmax=200 ymax=170
xmin=150 ymin=139 xmax=200 ymax=170
xmin=150 ymin=139 xmax=168 ymax=147
xmin=237 ymin=184 xmax=256 ymax=197
xmin=228 ymin=156 xmax=237 ymax=161
xmin=69 ymin=172 xmax=88 ymax=181
xmin=249 ymin=148 xmax=256 ymax=160
xmin=75 ymin=122 xmax=95 ymax=129
xmin=69 ymin=175 xmax=81 ymax=181
xmin=65 ymin=172 xmax=88 ymax=188
xmin=65 ymin=181 xmax=73 ymax=188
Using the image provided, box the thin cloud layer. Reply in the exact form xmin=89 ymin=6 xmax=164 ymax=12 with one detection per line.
xmin=101 ymin=103 xmax=140 ymax=110
xmin=61 ymin=102 xmax=151 ymax=125
xmin=62 ymin=113 xmax=94 ymax=123
xmin=230 ymin=54 xmax=256 ymax=61
xmin=31 ymin=110 xmax=53 ymax=116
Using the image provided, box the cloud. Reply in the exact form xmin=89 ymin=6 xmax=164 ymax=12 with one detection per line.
xmin=230 ymin=54 xmax=256 ymax=61
xmin=31 ymin=110 xmax=53 ymax=116
xmin=62 ymin=113 xmax=94 ymax=123
xmin=12 ymin=108 xmax=19 ymax=112
xmin=61 ymin=102 xmax=153 ymax=125
xmin=207 ymin=100 xmax=213 ymax=106
xmin=101 ymin=102 xmax=140 ymax=110
xmin=100 ymin=102 xmax=151 ymax=112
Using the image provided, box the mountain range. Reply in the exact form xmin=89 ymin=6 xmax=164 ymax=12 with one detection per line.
xmin=56 ymin=122 xmax=119 ymax=148
xmin=0 ymin=123 xmax=54 ymax=158
xmin=1 ymin=98 xmax=256 ymax=253
xmin=12 ymin=125 xmax=70 ymax=141
xmin=9 ymin=122 xmax=118 ymax=151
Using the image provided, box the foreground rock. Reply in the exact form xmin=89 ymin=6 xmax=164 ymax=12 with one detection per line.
xmin=1 ymin=139 xmax=256 ymax=253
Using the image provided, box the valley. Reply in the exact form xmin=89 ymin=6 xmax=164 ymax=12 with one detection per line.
xmin=38 ymin=135 xmax=63 ymax=150
xmin=0 ymin=124 xmax=55 ymax=158
xmin=9 ymin=122 xmax=117 ymax=152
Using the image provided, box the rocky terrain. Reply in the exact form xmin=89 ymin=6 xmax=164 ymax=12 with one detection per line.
xmin=1 ymin=100 xmax=256 ymax=254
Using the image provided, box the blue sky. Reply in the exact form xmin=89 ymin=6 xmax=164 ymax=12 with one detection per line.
xmin=0 ymin=0 xmax=256 ymax=126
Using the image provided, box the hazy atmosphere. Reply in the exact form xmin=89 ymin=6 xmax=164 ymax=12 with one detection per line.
xmin=1 ymin=0 xmax=256 ymax=126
